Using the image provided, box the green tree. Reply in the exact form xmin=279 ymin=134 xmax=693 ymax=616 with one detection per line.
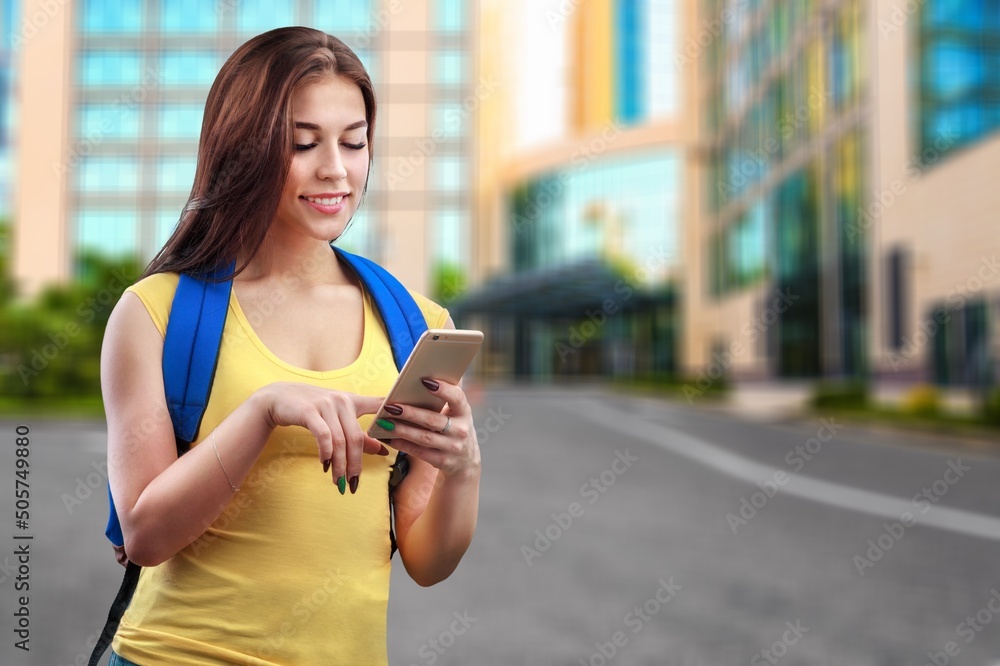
xmin=432 ymin=261 xmax=468 ymax=307
xmin=0 ymin=234 xmax=140 ymax=401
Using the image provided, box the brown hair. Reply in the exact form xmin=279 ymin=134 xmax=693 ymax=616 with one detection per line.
xmin=141 ymin=27 xmax=376 ymax=280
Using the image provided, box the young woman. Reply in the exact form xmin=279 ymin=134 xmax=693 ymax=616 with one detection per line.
xmin=100 ymin=27 xmax=480 ymax=665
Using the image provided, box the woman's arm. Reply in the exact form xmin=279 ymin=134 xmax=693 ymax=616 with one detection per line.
xmin=387 ymin=317 xmax=482 ymax=586
xmin=103 ymin=292 xmax=385 ymax=567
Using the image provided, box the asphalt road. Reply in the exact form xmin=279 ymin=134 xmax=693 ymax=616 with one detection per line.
xmin=2 ymin=385 xmax=999 ymax=665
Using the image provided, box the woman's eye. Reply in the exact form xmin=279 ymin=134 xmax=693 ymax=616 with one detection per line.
xmin=295 ymin=142 xmax=317 ymax=151
xmin=342 ymin=142 xmax=367 ymax=150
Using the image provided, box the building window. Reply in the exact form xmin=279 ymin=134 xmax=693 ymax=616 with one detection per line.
xmin=314 ymin=0 xmax=372 ymax=33
xmin=433 ymin=209 xmax=464 ymax=265
xmin=432 ymin=50 xmax=466 ymax=86
xmin=157 ymin=157 xmax=197 ymax=193
xmin=887 ymin=247 xmax=906 ymax=350
xmin=160 ymin=0 xmax=218 ymax=32
xmin=81 ymin=0 xmax=142 ymax=33
xmin=78 ymin=51 xmax=143 ymax=86
xmin=434 ymin=0 xmax=465 ymax=32
xmin=78 ymin=157 xmax=140 ymax=192
xmin=75 ymin=212 xmax=137 ymax=260
xmin=615 ymin=0 xmax=644 ymax=124
xmin=77 ymin=104 xmax=141 ymax=140
xmin=156 ymin=211 xmax=181 ymax=253
xmin=918 ymin=0 xmax=1000 ymax=159
xmin=160 ymin=52 xmax=220 ymax=86
xmin=646 ymin=0 xmax=679 ymax=118
xmin=433 ymin=156 xmax=465 ymax=192
xmin=237 ymin=0 xmax=296 ymax=33
xmin=159 ymin=105 xmax=204 ymax=139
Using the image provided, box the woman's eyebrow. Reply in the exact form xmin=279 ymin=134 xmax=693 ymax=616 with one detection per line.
xmin=294 ymin=120 xmax=368 ymax=131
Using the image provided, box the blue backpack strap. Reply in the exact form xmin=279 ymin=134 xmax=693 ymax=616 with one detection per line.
xmin=162 ymin=262 xmax=237 ymax=447
xmin=93 ymin=262 xmax=234 ymax=666
xmin=104 ymin=262 xmax=234 ymax=548
xmin=332 ymin=246 xmax=428 ymax=369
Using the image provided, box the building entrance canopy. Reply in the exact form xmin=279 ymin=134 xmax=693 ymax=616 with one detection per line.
xmin=452 ymin=260 xmax=675 ymax=319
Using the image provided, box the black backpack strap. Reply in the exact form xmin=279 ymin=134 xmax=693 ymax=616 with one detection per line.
xmin=88 ymin=560 xmax=141 ymax=666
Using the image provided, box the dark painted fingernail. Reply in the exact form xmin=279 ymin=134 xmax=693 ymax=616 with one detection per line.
xmin=376 ymin=418 xmax=395 ymax=431
xmin=378 ymin=444 xmax=390 ymax=456
xmin=336 ymin=475 xmax=346 ymax=495
xmin=349 ymin=475 xmax=359 ymax=494
xmin=421 ymin=378 xmax=440 ymax=391
xmin=323 ymin=458 xmax=331 ymax=473
xmin=384 ymin=403 xmax=403 ymax=416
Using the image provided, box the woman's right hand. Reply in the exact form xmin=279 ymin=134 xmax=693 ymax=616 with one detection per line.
xmin=255 ymin=383 xmax=389 ymax=492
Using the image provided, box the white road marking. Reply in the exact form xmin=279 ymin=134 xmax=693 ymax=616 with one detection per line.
xmin=565 ymin=398 xmax=1000 ymax=542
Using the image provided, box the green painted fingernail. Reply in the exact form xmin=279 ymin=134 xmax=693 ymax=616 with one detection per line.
xmin=336 ymin=475 xmax=346 ymax=495
xmin=376 ymin=418 xmax=395 ymax=431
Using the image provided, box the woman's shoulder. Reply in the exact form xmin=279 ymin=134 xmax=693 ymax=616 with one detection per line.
xmin=125 ymin=271 xmax=181 ymax=295
xmin=121 ymin=272 xmax=182 ymax=338
xmin=406 ymin=289 xmax=451 ymax=329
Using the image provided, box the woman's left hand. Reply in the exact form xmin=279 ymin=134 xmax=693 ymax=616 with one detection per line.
xmin=379 ymin=378 xmax=480 ymax=478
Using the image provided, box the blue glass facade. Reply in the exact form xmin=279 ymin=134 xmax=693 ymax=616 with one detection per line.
xmin=918 ymin=0 xmax=1000 ymax=158
xmin=69 ymin=0 xmax=389 ymax=270
xmin=704 ymin=0 xmax=866 ymax=378
xmin=509 ymin=153 xmax=678 ymax=276
xmin=50 ymin=0 xmax=472 ymax=277
xmin=428 ymin=0 xmax=471 ymax=293
xmin=615 ymin=0 xmax=644 ymax=124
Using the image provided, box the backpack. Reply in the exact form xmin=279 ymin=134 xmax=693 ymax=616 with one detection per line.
xmin=89 ymin=246 xmax=428 ymax=666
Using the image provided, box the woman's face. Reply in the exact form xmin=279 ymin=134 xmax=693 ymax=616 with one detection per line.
xmin=274 ymin=74 xmax=370 ymax=244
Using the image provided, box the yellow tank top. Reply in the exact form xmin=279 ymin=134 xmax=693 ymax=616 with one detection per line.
xmin=111 ymin=264 xmax=448 ymax=666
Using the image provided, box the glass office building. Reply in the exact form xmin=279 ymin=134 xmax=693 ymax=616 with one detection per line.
xmin=9 ymin=0 xmax=474 ymax=286
xmin=694 ymin=0 xmax=999 ymax=389
xmin=700 ymin=0 xmax=867 ymax=378
xmin=917 ymin=1 xmax=1000 ymax=158
xmin=460 ymin=0 xmax=682 ymax=380
xmin=914 ymin=0 xmax=1000 ymax=388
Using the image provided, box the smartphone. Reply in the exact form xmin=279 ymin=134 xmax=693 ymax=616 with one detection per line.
xmin=368 ymin=328 xmax=484 ymax=439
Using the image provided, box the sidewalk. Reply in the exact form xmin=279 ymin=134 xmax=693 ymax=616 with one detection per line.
xmin=703 ymin=380 xmax=1000 ymax=457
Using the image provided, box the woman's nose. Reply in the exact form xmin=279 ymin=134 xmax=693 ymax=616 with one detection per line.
xmin=317 ymin=146 xmax=348 ymax=181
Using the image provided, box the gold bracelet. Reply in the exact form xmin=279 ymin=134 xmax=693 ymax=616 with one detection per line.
xmin=212 ymin=429 xmax=242 ymax=492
